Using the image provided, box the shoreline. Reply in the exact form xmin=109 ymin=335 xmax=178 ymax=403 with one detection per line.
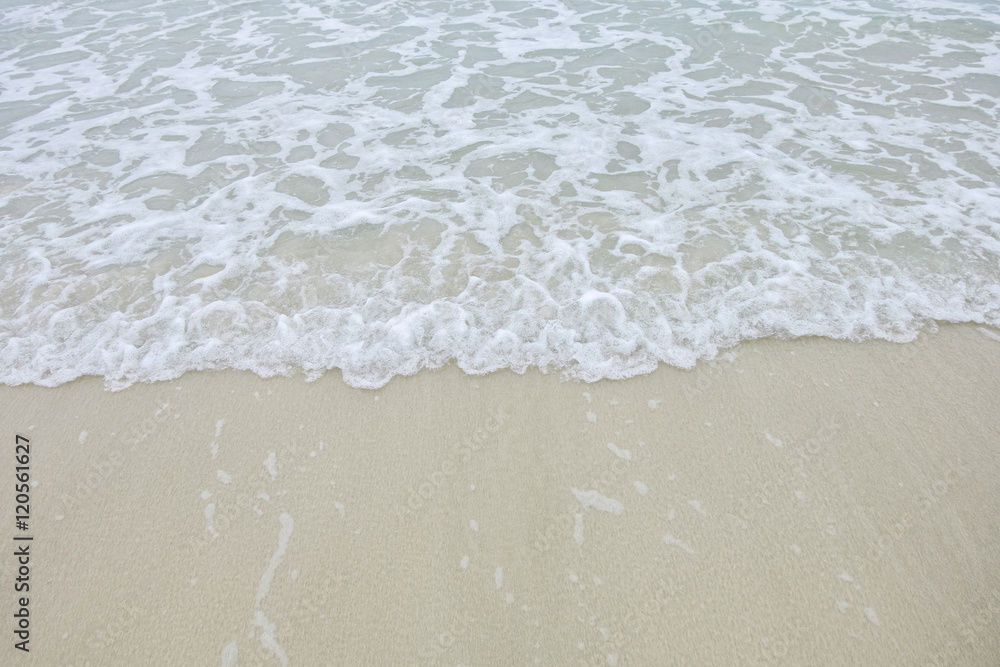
xmin=1 ymin=323 xmax=999 ymax=665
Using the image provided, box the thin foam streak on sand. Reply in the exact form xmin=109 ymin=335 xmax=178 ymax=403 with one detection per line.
xmin=1 ymin=323 xmax=999 ymax=665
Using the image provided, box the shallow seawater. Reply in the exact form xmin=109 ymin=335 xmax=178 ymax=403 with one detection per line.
xmin=1 ymin=0 xmax=998 ymax=388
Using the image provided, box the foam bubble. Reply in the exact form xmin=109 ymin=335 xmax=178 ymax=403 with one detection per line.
xmin=1 ymin=0 xmax=999 ymax=389
xmin=572 ymin=488 xmax=624 ymax=514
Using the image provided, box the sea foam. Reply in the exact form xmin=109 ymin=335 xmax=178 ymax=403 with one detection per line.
xmin=1 ymin=0 xmax=999 ymax=389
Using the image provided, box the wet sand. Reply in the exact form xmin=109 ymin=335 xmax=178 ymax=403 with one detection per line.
xmin=2 ymin=323 xmax=999 ymax=666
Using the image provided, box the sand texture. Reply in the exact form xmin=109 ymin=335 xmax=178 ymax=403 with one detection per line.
xmin=1 ymin=324 xmax=999 ymax=665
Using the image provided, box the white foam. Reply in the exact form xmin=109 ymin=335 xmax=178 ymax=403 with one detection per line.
xmin=978 ymin=327 xmax=1000 ymax=343
xmin=663 ymin=534 xmax=696 ymax=554
xmin=252 ymin=611 xmax=288 ymax=666
xmin=211 ymin=420 xmax=224 ymax=458
xmin=264 ymin=452 xmax=277 ymax=479
xmin=220 ymin=641 xmax=237 ymax=667
xmin=572 ymin=488 xmax=624 ymax=515
xmin=204 ymin=503 xmax=217 ymax=537
xmin=606 ymin=443 xmax=632 ymax=460
xmin=255 ymin=513 xmax=293 ymax=606
xmin=1 ymin=0 xmax=999 ymax=390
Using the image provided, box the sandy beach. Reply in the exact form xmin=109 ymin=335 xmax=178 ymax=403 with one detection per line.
xmin=3 ymin=0 xmax=1000 ymax=664
xmin=0 ymin=323 xmax=997 ymax=665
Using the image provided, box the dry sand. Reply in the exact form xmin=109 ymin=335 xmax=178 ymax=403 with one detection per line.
xmin=1 ymin=323 xmax=999 ymax=666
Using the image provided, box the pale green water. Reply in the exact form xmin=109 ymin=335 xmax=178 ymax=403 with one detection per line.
xmin=1 ymin=0 xmax=999 ymax=388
